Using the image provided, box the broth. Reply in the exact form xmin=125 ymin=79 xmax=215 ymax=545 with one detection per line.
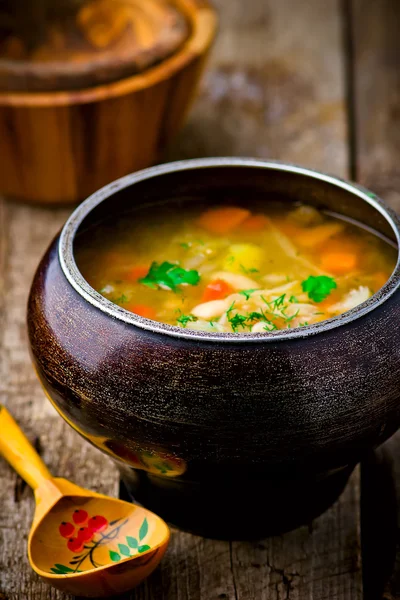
xmin=75 ymin=202 xmax=397 ymax=333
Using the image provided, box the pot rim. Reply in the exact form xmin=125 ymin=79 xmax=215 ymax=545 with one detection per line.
xmin=0 ymin=0 xmax=217 ymax=107
xmin=59 ymin=157 xmax=400 ymax=344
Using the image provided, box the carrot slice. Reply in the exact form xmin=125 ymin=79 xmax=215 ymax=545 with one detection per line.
xmin=201 ymin=279 xmax=234 ymax=302
xmin=320 ymin=252 xmax=358 ymax=274
xmin=126 ymin=304 xmax=156 ymax=319
xmin=197 ymin=207 xmax=250 ymax=234
xmin=127 ymin=265 xmax=150 ymax=282
xmin=241 ymin=214 xmax=270 ymax=232
xmin=318 ymin=289 xmax=342 ymax=311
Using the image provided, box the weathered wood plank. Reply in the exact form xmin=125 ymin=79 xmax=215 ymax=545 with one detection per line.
xmin=351 ymin=0 xmax=400 ymax=597
xmin=0 ymin=201 xmax=119 ymax=600
xmin=352 ymin=0 xmax=400 ymax=212
xmin=230 ymin=470 xmax=361 ymax=599
xmin=167 ymin=0 xmax=348 ymax=176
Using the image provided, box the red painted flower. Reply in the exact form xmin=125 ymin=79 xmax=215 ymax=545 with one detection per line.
xmin=59 ymin=522 xmax=75 ymax=538
xmin=72 ymin=509 xmax=88 ymax=525
xmin=67 ymin=537 xmax=84 ymax=553
xmin=87 ymin=515 xmax=108 ymax=532
xmin=76 ymin=527 xmax=94 ymax=543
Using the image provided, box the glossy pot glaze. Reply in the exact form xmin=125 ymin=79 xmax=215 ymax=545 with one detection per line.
xmin=28 ymin=159 xmax=400 ymax=538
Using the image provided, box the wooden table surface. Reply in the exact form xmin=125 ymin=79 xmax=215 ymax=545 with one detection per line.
xmin=1 ymin=1 xmax=399 ymax=599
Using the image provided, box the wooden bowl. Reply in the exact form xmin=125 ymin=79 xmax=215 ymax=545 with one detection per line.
xmin=0 ymin=0 xmax=217 ymax=205
xmin=27 ymin=159 xmax=400 ymax=538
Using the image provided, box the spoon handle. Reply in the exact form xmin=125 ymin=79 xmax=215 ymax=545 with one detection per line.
xmin=0 ymin=404 xmax=53 ymax=490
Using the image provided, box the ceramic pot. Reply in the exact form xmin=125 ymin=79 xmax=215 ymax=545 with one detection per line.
xmin=27 ymin=158 xmax=400 ymax=538
xmin=0 ymin=0 xmax=216 ymax=205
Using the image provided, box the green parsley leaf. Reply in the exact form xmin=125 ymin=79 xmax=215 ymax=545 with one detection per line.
xmin=177 ymin=314 xmax=198 ymax=328
xmin=180 ymin=242 xmax=191 ymax=250
xmin=289 ymin=295 xmax=299 ymax=304
xmin=301 ymin=275 xmax=337 ymax=303
xmin=299 ymin=321 xmax=309 ymax=327
xmin=239 ymin=289 xmax=258 ymax=300
xmin=140 ymin=261 xmax=201 ymax=291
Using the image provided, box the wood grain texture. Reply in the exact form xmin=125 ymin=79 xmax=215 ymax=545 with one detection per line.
xmin=352 ymin=0 xmax=400 ymax=212
xmin=0 ymin=0 xmax=190 ymax=92
xmin=0 ymin=1 xmax=364 ymax=599
xmin=167 ymin=0 xmax=348 ymax=176
xmin=351 ymin=0 xmax=400 ymax=598
xmin=0 ymin=200 xmax=119 ymax=600
xmin=0 ymin=0 xmax=216 ymax=204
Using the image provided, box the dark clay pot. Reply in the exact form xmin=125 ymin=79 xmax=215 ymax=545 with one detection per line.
xmin=27 ymin=158 xmax=400 ymax=539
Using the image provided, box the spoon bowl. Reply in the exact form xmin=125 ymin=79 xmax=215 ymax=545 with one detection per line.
xmin=0 ymin=405 xmax=170 ymax=597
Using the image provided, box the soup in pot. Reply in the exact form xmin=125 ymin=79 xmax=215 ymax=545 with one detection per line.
xmin=75 ymin=202 xmax=397 ymax=333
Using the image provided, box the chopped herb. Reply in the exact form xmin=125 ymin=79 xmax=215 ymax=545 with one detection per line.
xmin=140 ymin=261 xmax=201 ymax=291
xmin=264 ymin=321 xmax=278 ymax=331
xmin=227 ymin=301 xmax=236 ymax=315
xmin=226 ymin=255 xmax=235 ymax=265
xmin=239 ymin=289 xmax=258 ymax=300
xmin=248 ymin=311 xmax=264 ymax=321
xmin=115 ymin=294 xmax=128 ymax=304
xmin=272 ymin=294 xmax=286 ymax=309
xmin=260 ymin=295 xmax=271 ymax=307
xmin=289 ymin=295 xmax=299 ymax=304
xmin=180 ymin=242 xmax=191 ymax=250
xmin=301 ymin=275 xmax=337 ymax=303
xmin=283 ymin=309 xmax=300 ymax=322
xmin=299 ymin=321 xmax=309 ymax=327
xmin=228 ymin=313 xmax=248 ymax=332
xmin=177 ymin=314 xmax=198 ymax=327
xmin=240 ymin=264 xmax=260 ymax=275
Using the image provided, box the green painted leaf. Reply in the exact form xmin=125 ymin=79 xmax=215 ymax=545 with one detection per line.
xmin=139 ymin=518 xmax=148 ymax=541
xmin=118 ymin=544 xmax=131 ymax=557
xmin=138 ymin=545 xmax=151 ymax=553
xmin=127 ymin=536 xmax=138 ymax=549
xmin=54 ymin=564 xmax=74 ymax=573
xmin=109 ymin=551 xmax=121 ymax=562
xmin=50 ymin=568 xmax=64 ymax=574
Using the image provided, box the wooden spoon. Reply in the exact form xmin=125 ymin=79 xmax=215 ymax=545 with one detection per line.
xmin=0 ymin=405 xmax=170 ymax=597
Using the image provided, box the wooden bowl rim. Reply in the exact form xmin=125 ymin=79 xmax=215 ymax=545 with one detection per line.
xmin=0 ymin=0 xmax=217 ymax=108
